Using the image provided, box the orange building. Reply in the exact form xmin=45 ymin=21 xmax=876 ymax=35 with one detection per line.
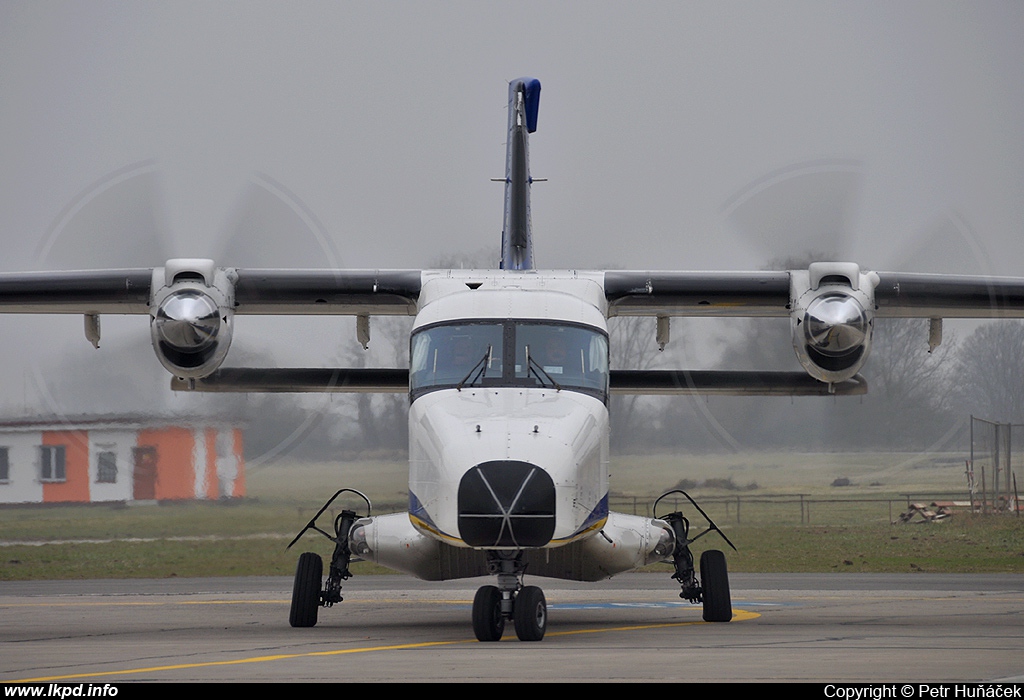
xmin=0 ymin=416 xmax=244 ymax=505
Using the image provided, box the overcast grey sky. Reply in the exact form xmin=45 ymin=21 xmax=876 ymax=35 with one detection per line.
xmin=2 ymin=1 xmax=1023 ymax=415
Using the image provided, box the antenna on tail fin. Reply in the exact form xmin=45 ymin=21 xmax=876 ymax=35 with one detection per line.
xmin=500 ymin=77 xmax=541 ymax=270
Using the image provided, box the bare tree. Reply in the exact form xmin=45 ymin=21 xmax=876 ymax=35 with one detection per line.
xmin=852 ymin=318 xmax=959 ymax=447
xmin=607 ymin=316 xmax=664 ymax=448
xmin=953 ymin=321 xmax=1024 ymax=422
xmin=339 ymin=315 xmax=412 ymax=451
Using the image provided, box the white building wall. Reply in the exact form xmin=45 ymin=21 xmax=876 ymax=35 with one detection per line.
xmin=88 ymin=429 xmax=136 ymax=502
xmin=215 ymin=429 xmax=238 ymax=499
xmin=0 ymin=431 xmax=44 ymax=504
xmin=192 ymin=428 xmax=208 ymax=500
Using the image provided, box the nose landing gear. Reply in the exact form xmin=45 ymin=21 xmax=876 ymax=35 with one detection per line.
xmin=472 ymin=552 xmax=547 ymax=642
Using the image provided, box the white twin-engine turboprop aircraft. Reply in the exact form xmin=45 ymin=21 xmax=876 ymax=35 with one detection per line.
xmin=3 ymin=78 xmax=1024 ymax=642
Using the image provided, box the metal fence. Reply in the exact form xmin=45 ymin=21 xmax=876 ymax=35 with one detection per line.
xmin=609 ymin=491 xmax=1010 ymax=526
xmin=969 ymin=416 xmax=1023 ymax=514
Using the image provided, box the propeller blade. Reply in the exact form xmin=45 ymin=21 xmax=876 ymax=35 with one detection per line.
xmin=886 ymin=212 xmax=993 ymax=275
xmin=35 ymin=161 xmax=170 ymax=270
xmin=214 ymin=174 xmax=342 ymax=269
xmin=722 ymin=159 xmax=862 ymax=267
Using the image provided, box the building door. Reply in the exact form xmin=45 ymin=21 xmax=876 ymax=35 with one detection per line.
xmin=132 ymin=446 xmax=157 ymax=500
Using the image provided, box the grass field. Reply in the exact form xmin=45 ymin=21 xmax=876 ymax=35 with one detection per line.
xmin=1 ymin=452 xmax=1021 ymax=580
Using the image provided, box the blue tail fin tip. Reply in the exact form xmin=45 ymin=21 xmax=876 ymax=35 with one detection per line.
xmin=524 ymin=78 xmax=541 ymax=133
xmin=511 ymin=77 xmax=541 ymax=133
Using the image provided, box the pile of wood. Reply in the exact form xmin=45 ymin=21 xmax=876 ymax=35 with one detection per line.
xmin=896 ymin=502 xmax=955 ymax=523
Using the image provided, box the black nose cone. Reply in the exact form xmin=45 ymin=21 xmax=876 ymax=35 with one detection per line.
xmin=458 ymin=461 xmax=556 ymax=548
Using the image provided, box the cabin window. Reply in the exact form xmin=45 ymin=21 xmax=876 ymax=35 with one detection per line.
xmin=40 ymin=445 xmax=66 ymax=482
xmin=96 ymin=451 xmax=117 ymax=484
xmin=411 ymin=319 xmax=608 ymax=402
xmin=0 ymin=447 xmax=9 ymax=483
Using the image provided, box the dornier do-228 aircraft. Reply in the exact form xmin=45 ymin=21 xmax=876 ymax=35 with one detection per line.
xmin=4 ymin=78 xmax=1024 ymax=642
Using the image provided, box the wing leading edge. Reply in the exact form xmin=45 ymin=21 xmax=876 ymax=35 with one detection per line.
xmin=0 ymin=268 xmax=421 ymax=316
xmin=605 ymin=270 xmax=1024 ymax=319
xmin=9 ymin=268 xmax=1024 ymax=319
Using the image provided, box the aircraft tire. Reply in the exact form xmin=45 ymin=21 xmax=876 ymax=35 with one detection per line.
xmin=472 ymin=585 xmax=505 ymax=641
xmin=513 ymin=585 xmax=547 ymax=641
xmin=289 ymin=552 xmax=323 ymax=628
xmin=700 ymin=549 xmax=732 ymax=622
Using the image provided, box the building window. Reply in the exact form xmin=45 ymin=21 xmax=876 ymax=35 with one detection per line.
xmin=0 ymin=447 xmax=9 ymax=482
xmin=95 ymin=450 xmax=117 ymax=483
xmin=96 ymin=451 xmax=117 ymax=484
xmin=40 ymin=445 xmax=66 ymax=482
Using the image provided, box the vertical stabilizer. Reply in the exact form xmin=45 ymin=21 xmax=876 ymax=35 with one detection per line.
xmin=500 ymin=77 xmax=541 ymax=270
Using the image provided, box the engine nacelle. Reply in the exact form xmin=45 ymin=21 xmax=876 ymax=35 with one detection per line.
xmin=149 ymin=259 xmax=236 ymax=379
xmin=790 ymin=262 xmax=878 ymax=385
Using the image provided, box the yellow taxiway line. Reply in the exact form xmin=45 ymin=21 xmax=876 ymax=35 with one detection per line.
xmin=9 ymin=609 xmax=760 ymax=683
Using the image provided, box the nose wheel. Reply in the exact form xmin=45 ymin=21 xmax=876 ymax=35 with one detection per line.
xmin=513 ymin=585 xmax=547 ymax=641
xmin=473 ymin=552 xmax=547 ymax=641
xmin=472 ymin=583 xmax=547 ymax=642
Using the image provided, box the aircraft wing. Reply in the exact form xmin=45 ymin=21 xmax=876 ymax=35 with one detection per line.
xmin=872 ymin=272 xmax=1024 ymax=318
xmin=0 ymin=264 xmax=422 ymax=380
xmin=0 ymin=269 xmax=154 ymax=314
xmin=604 ymin=271 xmax=791 ymax=317
xmin=605 ymin=266 xmax=1024 ymax=387
xmin=0 ymin=267 xmax=422 ymax=315
xmin=604 ymin=269 xmax=1024 ymax=318
xmin=7 ymin=266 xmax=1023 ymax=318
xmin=5 ymin=262 xmax=1024 ymax=393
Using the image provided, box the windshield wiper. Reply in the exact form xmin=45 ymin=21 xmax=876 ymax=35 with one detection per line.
xmin=525 ymin=346 xmax=562 ymax=391
xmin=456 ymin=346 xmax=493 ymax=391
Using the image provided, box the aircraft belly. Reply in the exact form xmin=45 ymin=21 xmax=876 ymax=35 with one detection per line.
xmin=352 ymin=512 xmax=489 ymax=581
xmin=352 ymin=510 xmax=671 ymax=582
xmin=522 ymin=511 xmax=674 ymax=581
xmin=408 ymin=388 xmax=609 ymax=548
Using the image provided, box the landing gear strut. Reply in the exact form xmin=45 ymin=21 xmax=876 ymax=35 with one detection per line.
xmin=472 ymin=551 xmax=547 ymax=642
xmin=286 ymin=489 xmax=371 ymax=628
xmin=655 ymin=490 xmax=736 ymax=622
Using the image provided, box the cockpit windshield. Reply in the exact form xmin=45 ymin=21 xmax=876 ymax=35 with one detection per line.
xmin=410 ymin=320 xmax=608 ymax=402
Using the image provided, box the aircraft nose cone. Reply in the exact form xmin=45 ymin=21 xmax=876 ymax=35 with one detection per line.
xmin=457 ymin=461 xmax=555 ymax=548
xmin=154 ymin=290 xmax=220 ymax=351
xmin=804 ymin=293 xmax=867 ymax=355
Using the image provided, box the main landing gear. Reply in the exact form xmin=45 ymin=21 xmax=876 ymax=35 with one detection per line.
xmin=286 ymin=489 xmax=370 ymax=628
xmin=655 ymin=490 xmax=737 ymax=622
xmin=472 ymin=551 xmax=547 ymax=642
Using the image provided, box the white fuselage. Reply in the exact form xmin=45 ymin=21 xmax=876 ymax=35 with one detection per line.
xmin=350 ymin=270 xmax=676 ymax=581
xmin=408 ymin=385 xmax=608 ymax=546
xmin=407 ymin=270 xmax=610 ymax=549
